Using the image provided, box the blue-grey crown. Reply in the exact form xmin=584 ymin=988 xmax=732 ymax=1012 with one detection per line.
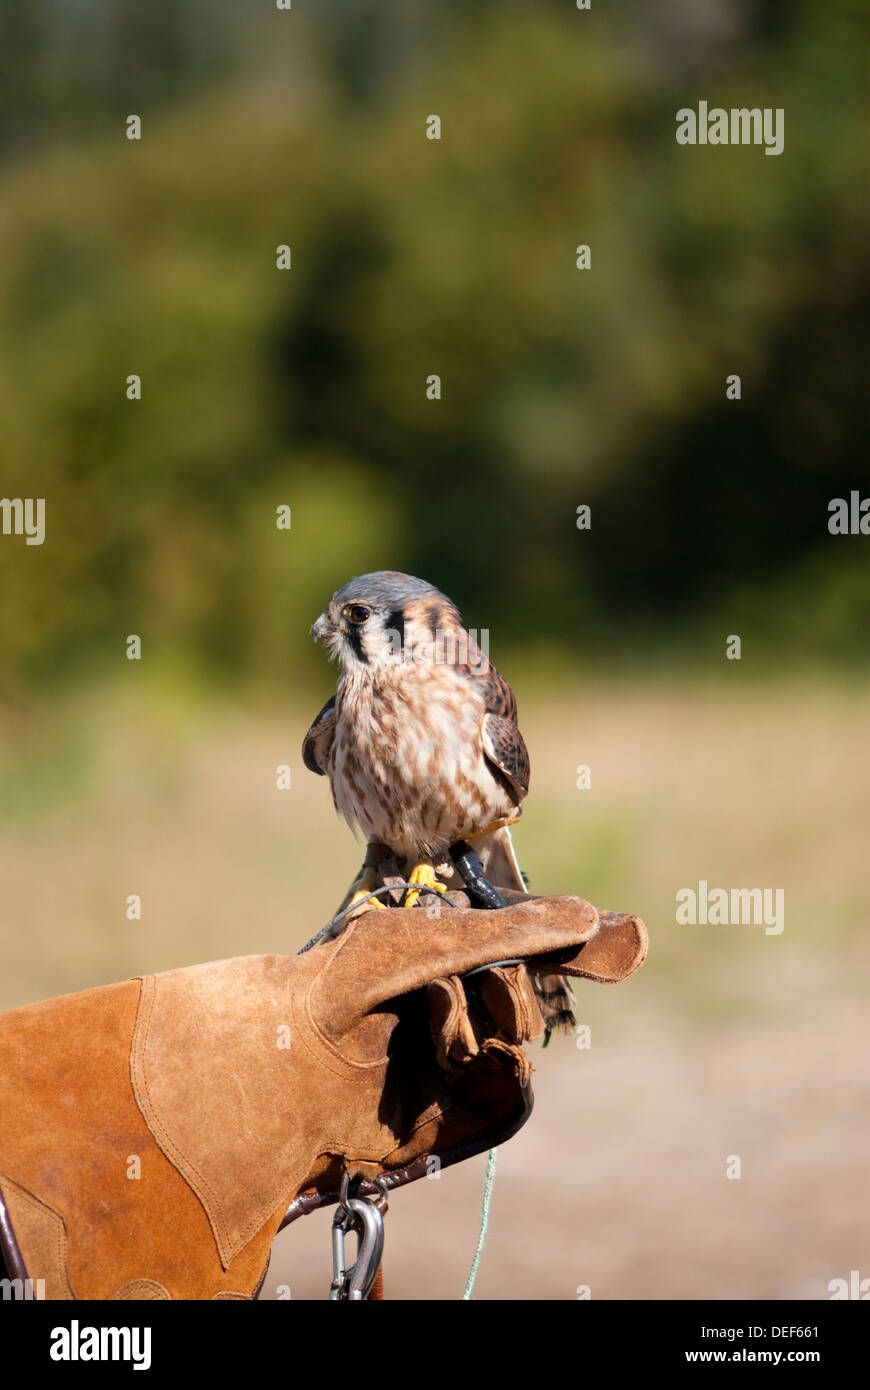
xmin=332 ymin=571 xmax=450 ymax=608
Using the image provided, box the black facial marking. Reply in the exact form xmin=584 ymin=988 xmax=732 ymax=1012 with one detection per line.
xmin=346 ymin=621 xmax=368 ymax=664
xmin=386 ymin=607 xmax=406 ymax=654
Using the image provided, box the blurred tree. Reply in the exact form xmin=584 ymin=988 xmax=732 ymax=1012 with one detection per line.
xmin=0 ymin=0 xmax=868 ymax=694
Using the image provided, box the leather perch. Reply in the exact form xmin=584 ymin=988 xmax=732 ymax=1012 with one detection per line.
xmin=0 ymin=891 xmax=646 ymax=1300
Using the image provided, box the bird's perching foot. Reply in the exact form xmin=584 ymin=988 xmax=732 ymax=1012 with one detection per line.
xmin=403 ymin=860 xmax=448 ymax=909
xmin=345 ymin=865 xmax=389 ymax=918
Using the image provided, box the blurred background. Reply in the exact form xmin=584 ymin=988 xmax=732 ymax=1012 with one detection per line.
xmin=0 ymin=0 xmax=868 ymax=1299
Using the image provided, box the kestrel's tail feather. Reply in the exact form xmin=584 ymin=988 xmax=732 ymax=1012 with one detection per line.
xmin=476 ymin=824 xmax=526 ymax=892
xmin=477 ymin=827 xmax=577 ymax=1041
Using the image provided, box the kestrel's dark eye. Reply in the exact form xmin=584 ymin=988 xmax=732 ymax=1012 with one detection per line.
xmin=344 ymin=604 xmax=371 ymax=625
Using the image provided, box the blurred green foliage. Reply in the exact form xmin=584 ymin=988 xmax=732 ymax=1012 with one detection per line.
xmin=1 ymin=0 xmax=869 ymax=696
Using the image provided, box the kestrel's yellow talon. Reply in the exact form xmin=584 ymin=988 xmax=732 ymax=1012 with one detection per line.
xmin=344 ymin=865 xmax=389 ymax=918
xmin=346 ymin=887 xmax=388 ymax=913
xmin=403 ymin=861 xmax=448 ymax=909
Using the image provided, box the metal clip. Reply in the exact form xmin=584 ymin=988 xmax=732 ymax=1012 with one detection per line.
xmin=329 ymin=1178 xmax=385 ymax=1301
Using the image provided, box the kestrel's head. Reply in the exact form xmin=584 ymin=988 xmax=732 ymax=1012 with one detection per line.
xmin=311 ymin=571 xmax=462 ymax=672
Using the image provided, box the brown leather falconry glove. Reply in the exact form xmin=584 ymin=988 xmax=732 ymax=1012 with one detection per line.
xmin=0 ymin=892 xmax=646 ymax=1300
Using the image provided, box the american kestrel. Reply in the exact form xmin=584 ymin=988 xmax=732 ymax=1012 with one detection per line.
xmin=303 ymin=571 xmax=576 ymax=1036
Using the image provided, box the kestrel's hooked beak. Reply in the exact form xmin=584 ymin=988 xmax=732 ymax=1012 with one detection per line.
xmin=311 ymin=613 xmax=330 ymax=643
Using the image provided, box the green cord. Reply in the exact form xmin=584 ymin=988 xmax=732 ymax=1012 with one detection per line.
xmin=461 ymin=1146 xmax=497 ymax=1300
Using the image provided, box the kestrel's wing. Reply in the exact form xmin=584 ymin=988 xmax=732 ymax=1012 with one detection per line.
xmin=482 ymin=712 xmax=530 ymax=802
xmin=464 ymin=649 xmax=573 ymax=1038
xmin=302 ymin=694 xmax=337 ymax=776
xmin=457 ymin=646 xmax=529 ymax=801
xmin=475 ymin=657 xmax=518 ymax=721
xmin=474 ymin=662 xmax=529 ymax=801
